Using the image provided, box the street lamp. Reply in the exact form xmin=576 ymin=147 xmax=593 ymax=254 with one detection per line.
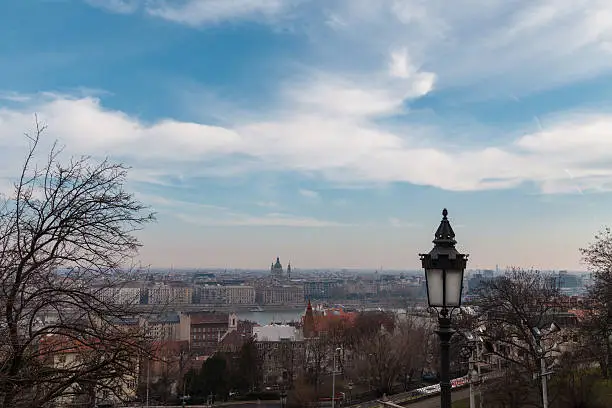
xmin=279 ymin=372 xmax=288 ymax=408
xmin=532 ymin=322 xmax=560 ymax=408
xmin=461 ymin=332 xmax=482 ymax=408
xmin=332 ymin=347 xmax=342 ymax=408
xmin=420 ymin=208 xmax=468 ymax=408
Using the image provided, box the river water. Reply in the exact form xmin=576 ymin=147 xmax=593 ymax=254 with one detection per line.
xmin=235 ymin=309 xmax=304 ymax=325
xmin=234 ymin=308 xmax=427 ymax=326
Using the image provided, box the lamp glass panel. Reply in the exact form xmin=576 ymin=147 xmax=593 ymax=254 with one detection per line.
xmin=445 ymin=269 xmax=463 ymax=307
xmin=425 ymin=268 xmax=444 ymax=307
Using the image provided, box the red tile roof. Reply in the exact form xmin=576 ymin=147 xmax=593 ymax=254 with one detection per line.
xmin=190 ymin=312 xmax=228 ymax=325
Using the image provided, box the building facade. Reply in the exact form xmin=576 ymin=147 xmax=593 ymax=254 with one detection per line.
xmin=253 ymin=325 xmax=304 ymax=385
xmin=257 ymin=285 xmax=305 ymax=306
xmin=147 ymin=283 xmax=194 ymax=305
xmin=179 ymin=312 xmax=237 ymax=356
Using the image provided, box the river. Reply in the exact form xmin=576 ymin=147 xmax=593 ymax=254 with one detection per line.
xmin=235 ymin=308 xmax=304 ymax=325
xmin=234 ymin=307 xmax=431 ymax=326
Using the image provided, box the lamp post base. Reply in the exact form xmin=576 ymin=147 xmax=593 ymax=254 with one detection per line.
xmin=436 ymin=315 xmax=455 ymax=408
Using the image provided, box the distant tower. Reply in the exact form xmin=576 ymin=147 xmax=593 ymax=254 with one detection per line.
xmin=271 ymin=257 xmax=284 ymax=277
xmin=287 ymin=262 xmax=292 ymax=279
xmin=303 ymin=299 xmax=315 ymax=338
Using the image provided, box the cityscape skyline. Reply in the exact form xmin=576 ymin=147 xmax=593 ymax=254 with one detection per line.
xmin=2 ymin=1 xmax=612 ymax=271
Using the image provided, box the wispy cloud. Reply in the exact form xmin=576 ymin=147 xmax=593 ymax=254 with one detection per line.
xmin=313 ymin=0 xmax=612 ymax=96
xmin=255 ymin=201 xmax=279 ymax=208
xmin=146 ymin=0 xmax=295 ymax=26
xmin=388 ymin=217 xmax=416 ymax=228
xmin=175 ymin=212 xmax=350 ymax=228
xmin=85 ymin=0 xmax=138 ymax=14
xmin=86 ymin=0 xmax=301 ymax=25
xmin=298 ymin=189 xmax=320 ymax=199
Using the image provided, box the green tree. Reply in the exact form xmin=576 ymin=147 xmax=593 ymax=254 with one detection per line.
xmin=186 ymin=355 xmax=230 ymax=401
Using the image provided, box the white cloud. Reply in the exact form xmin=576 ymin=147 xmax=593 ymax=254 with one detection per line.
xmin=4 ymin=92 xmax=612 ymax=194
xmin=286 ymin=65 xmax=435 ymax=118
xmin=389 ymin=48 xmax=413 ymax=79
xmin=85 ymin=0 xmax=139 ymax=14
xmin=298 ymin=189 xmax=319 ymax=199
xmin=317 ymin=0 xmax=612 ymax=94
xmin=87 ymin=0 xmax=299 ymax=25
xmin=146 ymin=0 xmax=292 ymax=26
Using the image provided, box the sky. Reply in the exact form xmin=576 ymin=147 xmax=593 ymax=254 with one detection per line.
xmin=1 ymin=0 xmax=612 ymax=271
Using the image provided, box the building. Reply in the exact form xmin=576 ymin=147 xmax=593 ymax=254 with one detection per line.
xmin=38 ymin=334 xmax=139 ymax=406
xmin=193 ymin=285 xmax=255 ymax=305
xmin=557 ymin=271 xmax=584 ymax=296
xmin=301 ymin=302 xmax=357 ymax=337
xmin=253 ymin=325 xmax=304 ymax=384
xmin=224 ymin=285 xmax=256 ymax=305
xmin=257 ymin=284 xmax=305 ymax=306
xmin=194 ymin=285 xmax=225 ymax=304
xmin=144 ymin=313 xmax=181 ymax=341
xmin=303 ymin=280 xmax=337 ymax=300
xmin=303 ymin=300 xmax=315 ymax=338
xmin=147 ymin=283 xmax=193 ymax=305
xmin=179 ymin=312 xmax=237 ymax=356
xmin=147 ymin=340 xmax=191 ymax=389
xmin=271 ymin=257 xmax=284 ymax=278
xmin=94 ymin=284 xmax=143 ymax=305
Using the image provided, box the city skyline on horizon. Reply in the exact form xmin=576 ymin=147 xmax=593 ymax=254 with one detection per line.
xmin=2 ymin=1 xmax=612 ymax=271
xmin=145 ymin=264 xmax=588 ymax=274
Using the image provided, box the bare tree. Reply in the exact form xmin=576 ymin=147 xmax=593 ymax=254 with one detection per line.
xmin=396 ymin=318 xmax=432 ymax=390
xmin=551 ymin=348 xmax=608 ymax=408
xmin=0 ymin=122 xmax=155 ymax=407
xmin=347 ymin=316 xmax=431 ymax=396
xmin=473 ymin=268 xmax=563 ymax=407
xmin=580 ymin=227 xmax=612 ymax=378
xmin=303 ymin=335 xmax=329 ymax=396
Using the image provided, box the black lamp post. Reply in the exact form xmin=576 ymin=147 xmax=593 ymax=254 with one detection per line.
xmin=420 ymin=208 xmax=468 ymax=408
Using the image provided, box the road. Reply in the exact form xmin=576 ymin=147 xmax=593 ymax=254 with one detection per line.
xmin=129 ymin=403 xmax=281 ymax=408
xmin=403 ymin=388 xmax=471 ymax=407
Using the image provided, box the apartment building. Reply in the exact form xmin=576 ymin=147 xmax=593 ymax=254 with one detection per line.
xmin=147 ymin=283 xmax=193 ymax=305
xmin=253 ymin=325 xmax=304 ymax=384
xmin=179 ymin=311 xmax=238 ymax=356
xmin=224 ymin=285 xmax=255 ymax=305
xmin=257 ymin=284 xmax=305 ymax=306
xmin=144 ymin=313 xmax=181 ymax=341
xmin=38 ymin=334 xmax=139 ymax=406
xmin=94 ymin=285 xmax=143 ymax=305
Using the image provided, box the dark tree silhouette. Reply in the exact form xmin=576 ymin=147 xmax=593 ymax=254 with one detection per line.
xmin=0 ymin=121 xmax=155 ymax=407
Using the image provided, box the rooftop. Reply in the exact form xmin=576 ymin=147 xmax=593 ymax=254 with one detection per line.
xmin=253 ymin=324 xmax=302 ymax=342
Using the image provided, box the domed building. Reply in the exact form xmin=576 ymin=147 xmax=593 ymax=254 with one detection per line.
xmin=270 ymin=257 xmax=283 ymax=278
xmin=270 ymin=257 xmax=292 ymax=279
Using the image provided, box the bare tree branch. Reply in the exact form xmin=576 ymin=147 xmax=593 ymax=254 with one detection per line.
xmin=0 ymin=120 xmax=155 ymax=407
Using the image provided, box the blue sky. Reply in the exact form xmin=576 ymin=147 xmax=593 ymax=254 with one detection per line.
xmin=2 ymin=0 xmax=612 ymax=270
